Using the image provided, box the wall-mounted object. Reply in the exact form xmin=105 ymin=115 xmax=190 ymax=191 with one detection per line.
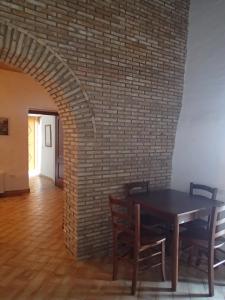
xmin=45 ymin=124 xmax=52 ymax=147
xmin=0 ymin=118 xmax=8 ymax=135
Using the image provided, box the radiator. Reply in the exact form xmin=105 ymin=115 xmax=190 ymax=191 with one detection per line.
xmin=0 ymin=171 xmax=5 ymax=194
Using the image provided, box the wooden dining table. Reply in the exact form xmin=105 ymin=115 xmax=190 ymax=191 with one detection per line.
xmin=128 ymin=189 xmax=224 ymax=291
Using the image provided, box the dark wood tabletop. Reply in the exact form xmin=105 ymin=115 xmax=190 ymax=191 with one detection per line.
xmin=129 ymin=189 xmax=224 ymax=221
xmin=128 ymin=189 xmax=224 ymax=291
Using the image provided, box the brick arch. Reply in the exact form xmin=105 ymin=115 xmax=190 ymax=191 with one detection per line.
xmin=0 ymin=21 xmax=96 ymax=257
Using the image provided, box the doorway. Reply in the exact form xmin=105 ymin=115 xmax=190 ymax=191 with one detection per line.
xmin=28 ymin=115 xmax=40 ymax=176
xmin=28 ymin=110 xmax=64 ymax=188
xmin=55 ymin=116 xmax=64 ymax=188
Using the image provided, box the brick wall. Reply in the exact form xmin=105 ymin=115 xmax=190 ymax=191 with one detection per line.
xmin=0 ymin=0 xmax=190 ymax=258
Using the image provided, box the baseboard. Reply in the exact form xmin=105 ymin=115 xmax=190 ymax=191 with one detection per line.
xmin=0 ymin=188 xmax=30 ymax=198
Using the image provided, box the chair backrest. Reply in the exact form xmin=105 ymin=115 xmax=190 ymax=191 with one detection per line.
xmin=109 ymin=195 xmax=141 ymax=249
xmin=109 ymin=195 xmax=133 ymax=236
xmin=209 ymin=204 xmax=225 ymax=252
xmin=125 ymin=181 xmax=149 ymax=197
xmin=190 ymin=182 xmax=218 ymax=200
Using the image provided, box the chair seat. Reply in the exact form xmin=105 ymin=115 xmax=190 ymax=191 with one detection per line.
xmin=141 ymin=213 xmax=164 ymax=228
xmin=118 ymin=229 xmax=165 ymax=248
xmin=180 ymin=228 xmax=225 ymax=249
xmin=182 ymin=219 xmax=208 ymax=230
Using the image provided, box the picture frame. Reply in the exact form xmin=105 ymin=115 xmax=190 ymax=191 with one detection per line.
xmin=45 ymin=124 xmax=52 ymax=147
xmin=0 ymin=118 xmax=9 ymax=135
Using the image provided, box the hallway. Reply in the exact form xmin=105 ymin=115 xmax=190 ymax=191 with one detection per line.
xmin=0 ymin=177 xmax=76 ymax=299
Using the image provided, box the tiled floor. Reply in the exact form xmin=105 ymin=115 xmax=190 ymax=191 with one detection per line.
xmin=0 ymin=176 xmax=224 ymax=300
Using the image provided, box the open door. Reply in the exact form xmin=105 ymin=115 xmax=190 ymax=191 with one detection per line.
xmin=28 ymin=116 xmax=39 ymax=175
xmin=55 ymin=116 xmax=64 ymax=188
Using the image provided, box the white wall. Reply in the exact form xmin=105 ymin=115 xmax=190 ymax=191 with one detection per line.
xmin=172 ymin=0 xmax=225 ymax=200
xmin=0 ymin=70 xmax=57 ymax=191
xmin=40 ymin=115 xmax=55 ymax=181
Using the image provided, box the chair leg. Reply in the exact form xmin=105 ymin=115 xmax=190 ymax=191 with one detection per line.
xmin=112 ymin=238 xmax=118 ymax=280
xmin=131 ymin=258 xmax=138 ymax=295
xmin=188 ymin=245 xmax=195 ymax=265
xmin=196 ymin=249 xmax=203 ymax=267
xmin=208 ymin=254 xmax=214 ymax=297
xmin=161 ymin=241 xmax=166 ymax=281
xmin=179 ymin=239 xmax=183 ymax=260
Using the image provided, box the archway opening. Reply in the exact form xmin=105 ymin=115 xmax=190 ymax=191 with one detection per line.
xmin=0 ymin=21 xmax=96 ymax=258
xmin=0 ymin=66 xmax=59 ymax=190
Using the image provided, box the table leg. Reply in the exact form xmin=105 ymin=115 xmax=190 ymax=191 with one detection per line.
xmin=172 ymin=217 xmax=179 ymax=291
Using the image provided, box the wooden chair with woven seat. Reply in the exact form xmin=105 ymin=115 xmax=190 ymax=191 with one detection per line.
xmin=125 ymin=181 xmax=165 ymax=230
xmin=109 ymin=195 xmax=166 ymax=295
xmin=182 ymin=182 xmax=218 ymax=231
xmin=180 ymin=204 xmax=225 ymax=297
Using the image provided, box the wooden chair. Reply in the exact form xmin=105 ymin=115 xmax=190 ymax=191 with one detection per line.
xmin=125 ymin=181 xmax=150 ymax=196
xmin=109 ymin=195 xmax=166 ymax=295
xmin=125 ymin=181 xmax=164 ymax=230
xmin=190 ymin=182 xmax=218 ymax=200
xmin=182 ymin=183 xmax=218 ymax=230
xmin=180 ymin=204 xmax=225 ymax=297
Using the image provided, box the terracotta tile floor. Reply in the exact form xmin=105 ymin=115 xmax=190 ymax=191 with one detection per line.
xmin=0 ymin=176 xmax=225 ymax=300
